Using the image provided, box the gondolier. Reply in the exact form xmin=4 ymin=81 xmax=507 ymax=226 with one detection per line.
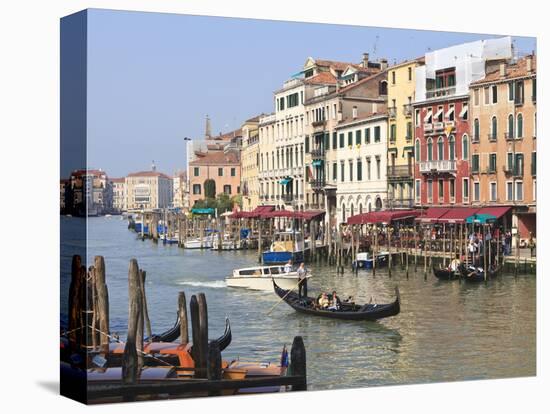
xmin=297 ymin=263 xmax=308 ymax=298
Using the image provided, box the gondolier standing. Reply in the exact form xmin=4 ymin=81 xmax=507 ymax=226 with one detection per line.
xmin=297 ymin=263 xmax=308 ymax=298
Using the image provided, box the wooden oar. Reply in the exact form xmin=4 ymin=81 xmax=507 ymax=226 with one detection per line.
xmin=266 ymin=277 xmax=305 ymax=316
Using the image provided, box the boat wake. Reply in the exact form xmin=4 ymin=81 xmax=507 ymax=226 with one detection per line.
xmin=177 ymin=280 xmax=227 ymax=289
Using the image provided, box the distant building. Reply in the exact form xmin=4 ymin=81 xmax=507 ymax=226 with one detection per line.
xmin=172 ymin=170 xmax=188 ymax=210
xmin=241 ymin=115 xmax=261 ymax=211
xmin=125 ymin=165 xmax=173 ymax=211
xmin=110 ymin=177 xmax=127 ymax=213
xmin=69 ymin=169 xmax=111 ymax=216
xmin=60 ymin=179 xmax=69 ymax=213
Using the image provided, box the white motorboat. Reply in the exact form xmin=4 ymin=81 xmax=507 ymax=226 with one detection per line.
xmin=184 ymin=236 xmax=213 ymax=249
xmin=212 ymin=234 xmax=241 ymax=250
xmin=226 ymin=265 xmax=312 ymax=291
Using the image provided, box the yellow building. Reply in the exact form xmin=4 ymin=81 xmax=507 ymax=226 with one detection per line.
xmin=241 ymin=115 xmax=261 ymax=211
xmin=386 ymin=57 xmax=424 ymax=208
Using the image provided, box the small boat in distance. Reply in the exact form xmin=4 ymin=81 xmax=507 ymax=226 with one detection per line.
xmin=353 ymin=251 xmax=390 ymax=270
xmin=226 ymin=265 xmax=312 ymax=291
xmin=262 ymin=230 xmax=309 ymax=265
xmin=272 ymin=280 xmax=400 ymax=321
xmin=184 ymin=236 xmax=213 ymax=249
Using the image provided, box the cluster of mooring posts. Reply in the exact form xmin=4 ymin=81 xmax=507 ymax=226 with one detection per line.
xmin=126 ymin=206 xmax=534 ymax=276
xmin=63 ymin=254 xmax=307 ymax=403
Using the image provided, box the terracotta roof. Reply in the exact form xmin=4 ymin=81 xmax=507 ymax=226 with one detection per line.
xmin=304 ymin=72 xmax=338 ymax=85
xmin=211 ymin=128 xmax=242 ymax=141
xmin=127 ymin=170 xmax=172 ymax=179
xmin=109 ymin=177 xmax=125 ymax=183
xmin=189 ymin=151 xmax=240 ymax=166
xmin=314 ymin=59 xmax=366 ymax=72
xmin=71 ymin=169 xmax=106 ymax=177
xmin=470 ymin=55 xmax=536 ymax=86
xmin=337 ymin=70 xmax=387 ymax=94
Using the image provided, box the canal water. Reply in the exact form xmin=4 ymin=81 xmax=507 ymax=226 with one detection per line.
xmin=61 ymin=216 xmax=536 ymax=390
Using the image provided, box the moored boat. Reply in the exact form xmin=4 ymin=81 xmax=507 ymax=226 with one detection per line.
xmin=433 ymin=265 xmax=464 ymax=280
xmin=352 ymin=251 xmax=389 ymax=270
xmin=460 ymin=265 xmax=499 ymax=282
xmin=226 ymin=265 xmax=312 ymax=291
xmin=262 ymin=230 xmax=309 ymax=265
xmin=272 ymin=280 xmax=400 ymax=321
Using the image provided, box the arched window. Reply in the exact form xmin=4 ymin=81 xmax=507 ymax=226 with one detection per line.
xmin=491 ymin=116 xmax=497 ymax=140
xmin=462 ymin=134 xmax=469 ymax=160
xmin=508 ymin=114 xmax=514 ymax=139
xmin=359 ymin=204 xmax=363 ymax=214
xmin=474 ymin=118 xmax=480 ymax=140
xmin=350 ymin=204 xmax=354 ymax=217
xmin=427 ymin=138 xmax=433 ymax=161
xmin=415 ymin=139 xmax=421 ymax=162
xmin=437 ymin=137 xmax=444 ymax=160
xmin=449 ymin=136 xmax=455 ymax=160
xmin=517 ymin=113 xmax=523 ymax=138
xmin=375 ymin=197 xmax=382 ymax=210
xmin=341 ymin=203 xmax=346 ymax=223
xmin=379 ymin=80 xmax=388 ymax=96
xmin=368 ymin=202 xmax=372 ymax=212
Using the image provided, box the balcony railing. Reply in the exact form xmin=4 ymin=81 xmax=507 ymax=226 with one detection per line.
xmin=388 ymin=106 xmax=397 ymax=119
xmin=424 ymin=123 xmax=433 ymax=132
xmin=310 ymin=148 xmax=325 ymax=159
xmin=487 ymin=133 xmax=497 ymax=142
xmin=310 ymin=179 xmax=326 ymax=190
xmin=387 ymin=198 xmax=414 ymax=209
xmin=282 ymin=194 xmax=294 ymax=204
xmin=505 ymin=132 xmax=515 ymax=141
xmin=426 ymin=86 xmax=456 ymax=99
xmin=403 ymin=104 xmax=413 ymax=117
xmin=387 ymin=165 xmax=413 ymax=179
xmin=419 ymin=160 xmax=456 ymax=174
xmin=434 ymin=121 xmax=444 ymax=131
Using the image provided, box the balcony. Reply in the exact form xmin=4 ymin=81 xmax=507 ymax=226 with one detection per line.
xmin=387 ymin=197 xmax=414 ymax=209
xmin=310 ymin=148 xmax=325 ymax=159
xmin=434 ymin=121 xmax=444 ymax=131
xmin=387 ymin=165 xmax=413 ymax=180
xmin=419 ymin=160 xmax=456 ymax=174
xmin=310 ymin=179 xmax=326 ymax=191
xmin=403 ymin=104 xmax=413 ymax=117
xmin=388 ymin=106 xmax=397 ymax=119
xmin=424 ymin=123 xmax=433 ymax=132
xmin=445 ymin=120 xmax=455 ymax=129
xmin=487 ymin=133 xmax=497 ymax=142
xmin=426 ymin=86 xmax=456 ymax=99
xmin=311 ymin=120 xmax=326 ymax=133
xmin=282 ymin=194 xmax=294 ymax=204
xmin=505 ymin=132 xmax=515 ymax=141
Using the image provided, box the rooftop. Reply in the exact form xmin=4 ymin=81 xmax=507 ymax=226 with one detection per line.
xmin=470 ymin=55 xmax=536 ymax=86
xmin=127 ymin=171 xmax=172 ymax=179
xmin=189 ymin=151 xmax=240 ymax=166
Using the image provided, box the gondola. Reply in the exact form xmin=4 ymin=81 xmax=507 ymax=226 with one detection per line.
xmin=272 ymin=280 xmax=400 ymax=321
xmin=433 ymin=265 xmax=464 ymax=281
xmin=459 ymin=265 xmax=499 ymax=282
xmin=147 ymin=315 xmax=232 ymax=351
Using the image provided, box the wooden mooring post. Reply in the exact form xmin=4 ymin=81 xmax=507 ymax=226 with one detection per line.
xmin=178 ymin=291 xmax=189 ymax=345
xmin=94 ymin=256 xmax=109 ymax=355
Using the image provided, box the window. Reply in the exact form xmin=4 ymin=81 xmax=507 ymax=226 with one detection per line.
xmin=515 ymin=153 xmax=524 ymax=176
xmin=333 ymin=103 xmax=337 ymax=119
xmin=218 ymin=167 xmax=224 ymax=177
xmin=305 ymin=136 xmax=310 ymax=153
xmin=490 ymin=182 xmax=497 ymax=201
xmin=347 ymin=131 xmax=353 ymax=146
xmin=460 ymin=103 xmax=468 ymax=120
xmin=515 ymin=181 xmax=523 ymax=200
xmin=427 ymin=179 xmax=433 ymax=201
xmin=357 ymin=159 xmax=362 ymax=181
xmin=406 ymin=122 xmax=412 ymax=140
xmin=415 ymin=139 xmax=420 ymax=162
xmin=349 ymin=160 xmax=353 ymax=182
xmin=339 ymin=133 xmax=344 ymax=148
xmin=462 ymin=135 xmax=469 ymax=160
xmin=449 ymin=136 xmax=455 ymax=160
xmin=365 ymin=128 xmax=371 ymax=144
xmin=415 ymin=109 xmax=420 ymax=125
xmin=415 ymin=179 xmax=421 ymax=202
xmin=287 ymin=92 xmax=299 ymax=108
xmin=515 ymin=81 xmax=524 ymax=105
xmin=471 ymin=154 xmax=480 ymax=173
xmin=472 ymin=182 xmax=480 ymax=202
xmin=532 ymin=78 xmax=537 ymax=102
xmin=491 ymin=85 xmax=498 ymax=104
xmin=332 ymin=163 xmax=337 ymax=181
xmin=352 ymin=106 xmax=358 ymax=118
xmin=508 ymin=82 xmax=514 ymax=101
xmin=332 ymin=132 xmax=337 ymax=150
xmin=517 ymin=114 xmax=523 ymax=138
xmin=437 ymin=137 xmax=444 ymax=160
xmin=532 ymin=151 xmax=536 ymax=176
xmin=355 ymin=129 xmax=362 ymax=145
xmin=438 ymin=179 xmax=444 ymax=201
xmin=484 ymin=87 xmax=490 ymax=105
xmin=230 ymin=167 xmax=236 ymax=177
xmin=490 ymin=117 xmax=497 ymax=140
xmin=463 ymin=178 xmax=470 ymax=201
xmin=279 ymin=97 xmax=285 ymax=110
xmin=374 ymin=126 xmax=381 ymax=142
xmin=223 ymin=185 xmax=231 ymax=194
xmin=340 ymin=162 xmax=345 ymax=182
xmin=489 ymin=153 xmax=497 ymax=173
xmin=506 ymin=182 xmax=513 ymax=201
xmin=427 ymin=138 xmax=433 ymax=161
xmin=533 ymin=179 xmax=536 ymax=201
xmin=474 ymin=89 xmax=480 ymax=106
xmin=408 ymin=67 xmax=412 ymax=81
xmin=193 ymin=184 xmax=201 ymax=194
xmin=367 ymin=157 xmax=371 ymax=180
xmin=376 ymin=156 xmax=381 ymax=180
xmin=508 ymin=114 xmax=514 ymax=139
xmin=392 ymin=71 xmax=396 ymax=84
xmin=194 ymin=167 xmax=200 ymax=176
xmin=436 ymin=106 xmax=443 ymax=122
xmin=390 ymin=124 xmax=396 ymax=142
xmin=507 ymin=152 xmax=514 ymax=172
xmin=450 ymin=178 xmax=455 ymax=201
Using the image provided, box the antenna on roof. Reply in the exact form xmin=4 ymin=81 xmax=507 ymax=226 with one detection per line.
xmin=372 ymin=35 xmax=379 ymax=58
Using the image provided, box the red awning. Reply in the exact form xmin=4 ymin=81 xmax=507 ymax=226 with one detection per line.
xmin=475 ymin=206 xmax=511 ymax=219
xmin=229 ymin=205 xmax=275 ymax=219
xmin=347 ymin=210 xmax=419 ymax=225
xmin=438 ymin=207 xmax=481 ymax=224
xmin=415 ymin=207 xmax=451 ymax=223
xmin=298 ymin=210 xmax=325 ymax=221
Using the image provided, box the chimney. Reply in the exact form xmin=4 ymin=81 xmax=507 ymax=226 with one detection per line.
xmin=372 ymin=103 xmax=378 ymax=114
xmin=379 ymin=58 xmax=388 ymax=71
xmin=362 ymin=53 xmax=369 ymax=68
xmin=499 ymin=63 xmax=506 ymax=78
xmin=526 ymin=55 xmax=533 ymax=73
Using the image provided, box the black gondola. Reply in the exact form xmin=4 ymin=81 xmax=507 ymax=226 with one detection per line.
xmin=460 ymin=265 xmax=499 ymax=282
xmin=272 ymin=280 xmax=400 ymax=321
xmin=433 ymin=265 xmax=464 ymax=280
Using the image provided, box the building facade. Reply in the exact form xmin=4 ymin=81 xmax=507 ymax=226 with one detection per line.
xmin=386 ymin=58 xmax=424 ymax=209
xmin=69 ymin=169 xmax=111 ymax=216
xmin=110 ymin=177 xmax=127 ymax=213
xmin=241 ymin=116 xmax=260 ymax=211
xmin=172 ymin=170 xmax=188 ymax=210
xmin=413 ymin=37 xmax=513 ymax=207
xmin=125 ymin=168 xmax=173 ymax=211
xmin=334 ymin=114 xmax=389 ymax=224
xmin=469 ymin=54 xmax=536 ymax=241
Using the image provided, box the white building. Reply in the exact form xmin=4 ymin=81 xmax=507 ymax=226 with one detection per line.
xmin=172 ymin=170 xmax=188 ymax=210
xmin=110 ymin=177 xmax=126 ymax=212
xmin=125 ymin=168 xmax=173 ymax=211
xmin=334 ymin=113 xmax=389 ymax=224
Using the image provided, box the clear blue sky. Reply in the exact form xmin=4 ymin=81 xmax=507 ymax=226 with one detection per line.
xmin=85 ymin=8 xmax=536 ymax=178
